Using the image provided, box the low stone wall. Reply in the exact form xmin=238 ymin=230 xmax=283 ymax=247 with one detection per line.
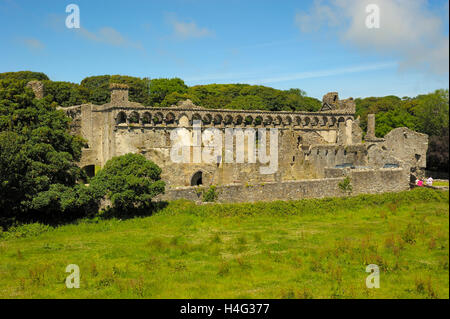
xmin=158 ymin=168 xmax=409 ymax=203
xmin=350 ymin=168 xmax=409 ymax=195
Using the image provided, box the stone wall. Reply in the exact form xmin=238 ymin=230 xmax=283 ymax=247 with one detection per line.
xmin=59 ymin=85 xmax=360 ymax=187
xmin=367 ymin=127 xmax=428 ymax=182
xmin=49 ymin=83 xmax=427 ymax=194
xmin=26 ymin=80 xmax=44 ymax=99
xmin=158 ymin=168 xmax=409 ymax=203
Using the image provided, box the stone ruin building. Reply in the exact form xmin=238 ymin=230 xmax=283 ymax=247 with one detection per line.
xmin=29 ymin=82 xmax=429 ymax=203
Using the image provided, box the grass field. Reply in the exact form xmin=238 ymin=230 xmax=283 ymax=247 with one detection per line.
xmin=0 ymin=188 xmax=448 ymax=299
xmin=433 ymin=181 xmax=449 ymax=187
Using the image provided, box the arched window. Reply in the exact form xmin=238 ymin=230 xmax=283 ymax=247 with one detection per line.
xmin=166 ymin=112 xmax=175 ymax=124
xmin=129 ymin=111 xmax=140 ymax=124
xmin=213 ymin=114 xmax=223 ymax=125
xmin=142 ymin=112 xmax=152 ymax=124
xmin=224 ymin=115 xmax=233 ymax=124
xmin=244 ymin=115 xmax=253 ymax=125
xmin=116 ymin=111 xmax=127 ymax=124
xmin=191 ymin=171 xmax=203 ymax=186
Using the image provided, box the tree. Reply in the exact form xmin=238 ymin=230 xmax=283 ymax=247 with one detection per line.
xmin=0 ymin=71 xmax=49 ymax=81
xmin=414 ymin=89 xmax=449 ymax=137
xmin=160 ymin=91 xmax=200 ymax=107
xmin=43 ymin=80 xmax=90 ymax=107
xmin=427 ymin=127 xmax=449 ymax=172
xmin=80 ymin=75 xmax=111 ymax=105
xmin=147 ymin=78 xmax=188 ymax=106
xmin=374 ymin=106 xmax=417 ymax=137
xmin=80 ymin=75 xmax=152 ymax=105
xmin=90 ymin=154 xmax=165 ymax=212
xmin=226 ymin=95 xmax=266 ymax=110
xmin=0 ymin=79 xmax=87 ymax=226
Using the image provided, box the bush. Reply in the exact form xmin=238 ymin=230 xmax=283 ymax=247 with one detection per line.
xmin=338 ymin=177 xmax=353 ymax=194
xmin=203 ymin=185 xmax=218 ymax=202
xmin=90 ymin=154 xmax=165 ymax=212
xmin=0 ymin=223 xmax=51 ymax=240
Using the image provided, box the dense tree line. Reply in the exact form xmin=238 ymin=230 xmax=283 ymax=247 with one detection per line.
xmin=78 ymin=75 xmax=322 ymax=111
xmin=1 ymin=72 xmax=322 ymax=112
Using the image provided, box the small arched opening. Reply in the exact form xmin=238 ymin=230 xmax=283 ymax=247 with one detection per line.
xmin=142 ymin=112 xmax=152 ymax=124
xmin=191 ymin=171 xmax=203 ymax=186
xmin=116 ymin=111 xmax=127 ymax=125
xmin=129 ymin=111 xmax=140 ymax=124
xmin=165 ymin=112 xmax=175 ymax=124
xmin=83 ymin=165 xmax=95 ymax=179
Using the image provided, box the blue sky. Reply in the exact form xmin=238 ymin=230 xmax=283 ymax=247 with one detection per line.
xmin=0 ymin=0 xmax=448 ymax=99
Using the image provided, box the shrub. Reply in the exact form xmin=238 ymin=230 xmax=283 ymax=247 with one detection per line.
xmin=0 ymin=223 xmax=51 ymax=239
xmin=338 ymin=177 xmax=353 ymax=194
xmin=90 ymin=153 xmax=165 ymax=212
xmin=203 ymin=185 xmax=218 ymax=202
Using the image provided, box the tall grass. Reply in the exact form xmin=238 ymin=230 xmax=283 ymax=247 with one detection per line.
xmin=0 ymin=188 xmax=448 ymax=299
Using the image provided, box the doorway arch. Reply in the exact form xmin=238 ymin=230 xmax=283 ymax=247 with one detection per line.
xmin=83 ymin=165 xmax=95 ymax=178
xmin=191 ymin=171 xmax=203 ymax=186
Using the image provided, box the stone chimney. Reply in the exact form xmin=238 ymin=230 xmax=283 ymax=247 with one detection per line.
xmin=110 ymin=83 xmax=129 ymax=103
xmin=366 ymin=114 xmax=376 ymax=139
xmin=26 ymin=81 xmax=44 ymax=99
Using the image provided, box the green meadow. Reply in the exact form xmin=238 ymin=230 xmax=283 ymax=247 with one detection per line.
xmin=0 ymin=188 xmax=448 ymax=299
xmin=433 ymin=181 xmax=449 ymax=187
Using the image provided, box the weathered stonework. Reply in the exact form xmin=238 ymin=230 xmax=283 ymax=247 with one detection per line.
xmin=41 ymin=81 xmax=429 ymax=202
xmin=26 ymin=81 xmax=44 ymax=99
xmin=158 ymin=168 xmax=409 ymax=203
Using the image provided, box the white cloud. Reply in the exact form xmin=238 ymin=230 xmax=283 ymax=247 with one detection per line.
xmin=75 ymin=27 xmax=143 ymax=49
xmin=248 ymin=61 xmax=397 ymax=84
xmin=295 ymin=0 xmax=449 ymax=76
xmin=19 ymin=38 xmax=45 ymax=51
xmin=167 ymin=15 xmax=214 ymax=39
xmin=185 ymin=61 xmax=396 ymax=84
